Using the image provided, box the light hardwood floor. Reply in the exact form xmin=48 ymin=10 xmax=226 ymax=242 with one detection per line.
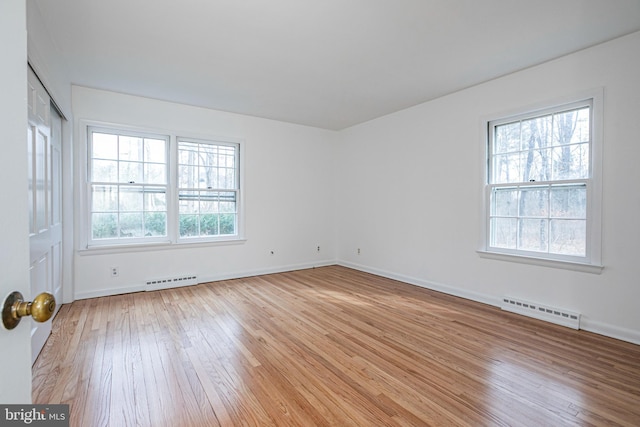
xmin=33 ymin=266 xmax=640 ymax=426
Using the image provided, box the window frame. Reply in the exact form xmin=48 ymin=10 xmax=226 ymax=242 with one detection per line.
xmin=79 ymin=121 xmax=245 ymax=251
xmin=479 ymin=91 xmax=603 ymax=273
xmin=176 ymin=136 xmax=241 ymax=243
xmin=86 ymin=126 xmax=171 ymax=246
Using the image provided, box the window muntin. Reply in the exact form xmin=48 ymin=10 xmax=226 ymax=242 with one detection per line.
xmin=89 ymin=128 xmax=169 ymax=242
xmin=487 ymin=101 xmax=592 ymax=261
xmin=177 ymin=138 xmax=239 ymax=239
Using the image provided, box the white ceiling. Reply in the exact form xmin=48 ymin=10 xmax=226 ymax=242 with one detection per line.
xmin=33 ymin=0 xmax=640 ymax=130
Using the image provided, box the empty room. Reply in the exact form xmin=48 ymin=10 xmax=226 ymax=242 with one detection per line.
xmin=1 ymin=0 xmax=640 ymax=426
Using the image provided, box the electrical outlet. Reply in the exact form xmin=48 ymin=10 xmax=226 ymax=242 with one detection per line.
xmin=317 ymin=246 xmax=321 ymax=252
xmin=357 ymin=248 xmax=361 ymax=255
xmin=110 ymin=266 xmax=119 ymax=277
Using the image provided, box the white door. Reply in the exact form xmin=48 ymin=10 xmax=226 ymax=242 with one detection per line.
xmin=0 ymin=0 xmax=32 ymax=404
xmin=27 ymin=68 xmax=63 ymax=363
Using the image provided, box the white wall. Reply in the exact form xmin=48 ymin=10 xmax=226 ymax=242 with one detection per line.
xmin=336 ymin=31 xmax=640 ymax=344
xmin=72 ymin=87 xmax=337 ymax=298
xmin=26 ymin=1 xmax=71 ymax=116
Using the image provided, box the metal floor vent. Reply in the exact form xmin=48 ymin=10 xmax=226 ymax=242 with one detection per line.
xmin=146 ymin=274 xmax=198 ymax=291
xmin=501 ymin=296 xmax=580 ymax=330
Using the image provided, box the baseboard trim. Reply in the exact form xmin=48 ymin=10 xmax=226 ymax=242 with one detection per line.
xmin=337 ymin=260 xmax=500 ymax=308
xmin=580 ymin=318 xmax=640 ymax=345
xmin=338 ymin=260 xmax=640 ymax=346
xmin=73 ymin=259 xmax=640 ymax=346
xmin=73 ymin=260 xmax=337 ymax=300
xmin=197 ymin=260 xmax=337 ymax=285
xmin=75 ymin=284 xmax=146 ymax=300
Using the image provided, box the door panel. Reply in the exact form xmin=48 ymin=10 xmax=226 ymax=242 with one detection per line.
xmin=27 ymin=68 xmax=63 ymax=364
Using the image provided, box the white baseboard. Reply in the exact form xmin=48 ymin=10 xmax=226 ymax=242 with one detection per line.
xmin=73 ymin=259 xmax=640 ymax=346
xmin=75 ymin=284 xmax=146 ymax=300
xmin=73 ymin=259 xmax=337 ymax=300
xmin=581 ymin=318 xmax=640 ymax=345
xmin=197 ymin=260 xmax=337 ymax=284
xmin=337 ymin=260 xmax=500 ymax=307
xmin=338 ymin=260 xmax=640 ymax=346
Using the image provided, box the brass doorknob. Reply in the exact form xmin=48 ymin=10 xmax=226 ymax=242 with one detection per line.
xmin=2 ymin=291 xmax=56 ymax=330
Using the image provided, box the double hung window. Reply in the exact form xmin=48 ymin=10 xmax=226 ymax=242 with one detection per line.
xmin=485 ymin=97 xmax=601 ymax=269
xmin=177 ymin=138 xmax=239 ymax=239
xmin=86 ymin=126 xmax=241 ymax=247
xmin=89 ymin=128 xmax=168 ymax=242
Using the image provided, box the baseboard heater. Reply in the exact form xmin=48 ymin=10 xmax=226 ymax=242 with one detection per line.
xmin=146 ymin=274 xmax=198 ymax=292
xmin=501 ymin=296 xmax=581 ymax=330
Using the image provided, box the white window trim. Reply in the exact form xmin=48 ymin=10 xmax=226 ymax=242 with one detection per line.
xmin=478 ymin=89 xmax=604 ymax=273
xmin=175 ymin=136 xmax=242 ymax=243
xmin=77 ymin=120 xmax=245 ymax=253
xmin=86 ymin=125 xmax=172 ymax=246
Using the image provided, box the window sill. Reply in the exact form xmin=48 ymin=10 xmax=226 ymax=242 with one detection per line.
xmin=477 ymin=250 xmax=604 ymax=274
xmin=79 ymin=238 xmax=247 ymax=256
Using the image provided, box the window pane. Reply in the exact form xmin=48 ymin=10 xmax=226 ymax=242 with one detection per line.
xmin=220 ymin=213 xmax=236 ymax=235
xmin=520 ymin=149 xmax=551 ymax=182
xmin=179 ymin=143 xmax=199 ymax=165
xmin=551 ymin=143 xmax=589 ymax=180
xmin=144 ymin=138 xmax=166 ymax=163
xmin=550 ymin=219 xmax=586 ymax=256
xmin=222 ymin=150 xmax=235 ymax=167
xmin=553 ymin=107 xmax=590 ymax=146
xmin=200 ymin=214 xmax=219 ymax=236
xmin=520 ymin=188 xmax=548 ymax=217
xmin=491 ymin=218 xmax=517 ymax=249
xmin=179 ymin=165 xmax=197 ymax=188
xmin=570 ymin=107 xmax=590 ymax=144
xmin=92 ymin=185 xmax=118 ymax=211
xmin=494 ymin=122 xmax=520 ymax=154
xmin=119 ymin=161 xmax=143 ymax=183
xmin=92 ymin=159 xmax=118 ymax=182
xmin=92 ymin=213 xmax=117 ymax=239
xmin=521 ymin=115 xmax=552 ymax=151
xmin=119 ymin=136 xmax=143 ymax=161
xmin=219 ymin=200 xmax=236 ymax=214
xmin=200 ymin=192 xmax=219 ymax=213
xmin=92 ymin=133 xmax=118 ymax=159
xmin=144 ymin=212 xmax=167 ymax=237
xmin=144 ymin=189 xmax=166 ymax=212
xmin=179 ymin=214 xmax=199 ymax=237
xmin=145 ymin=163 xmax=166 ymax=184
xmin=119 ymin=186 xmax=143 ymax=211
xmin=550 ymin=186 xmax=586 ymax=218
xmin=179 ymin=191 xmax=199 ymax=214
xmin=199 ymin=144 xmax=217 ymax=167
xmin=200 ymin=167 xmax=216 ymax=189
xmin=221 ymin=168 xmax=236 ymax=189
xmin=491 ymin=188 xmax=517 ymax=216
xmin=518 ymin=219 xmax=548 ymax=252
xmin=120 ymin=213 xmax=143 ymax=238
xmin=492 ymin=153 xmax=520 ymax=184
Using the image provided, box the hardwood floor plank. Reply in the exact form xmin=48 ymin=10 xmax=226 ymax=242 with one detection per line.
xmin=33 ymin=266 xmax=640 ymax=426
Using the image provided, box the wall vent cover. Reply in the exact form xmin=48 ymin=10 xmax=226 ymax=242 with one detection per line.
xmin=501 ymin=296 xmax=580 ymax=330
xmin=146 ymin=274 xmax=198 ymax=292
